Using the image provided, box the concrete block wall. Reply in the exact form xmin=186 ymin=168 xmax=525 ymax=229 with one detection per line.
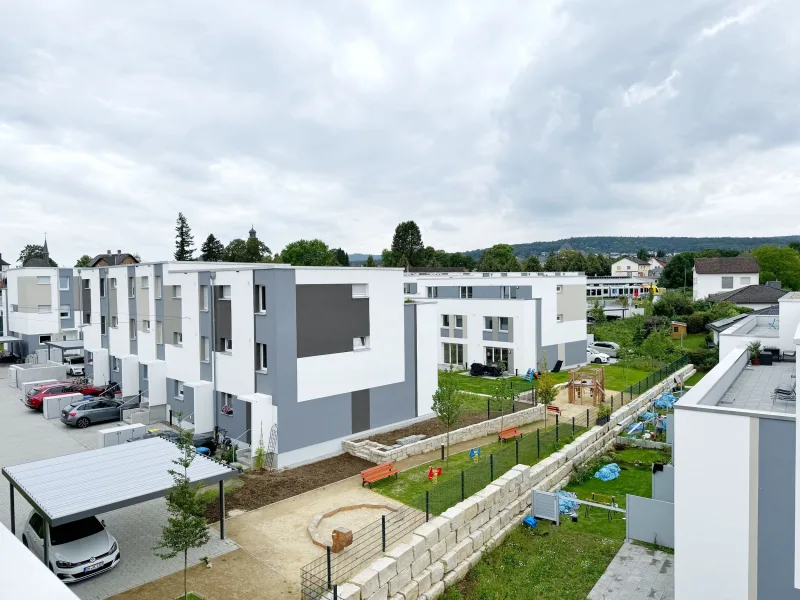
xmin=333 ymin=364 xmax=694 ymax=600
xmin=343 ymin=405 xmax=545 ymax=464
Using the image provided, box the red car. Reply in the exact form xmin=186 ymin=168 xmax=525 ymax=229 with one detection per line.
xmin=22 ymin=381 xmax=108 ymax=411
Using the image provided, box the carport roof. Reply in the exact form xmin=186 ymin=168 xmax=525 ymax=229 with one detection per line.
xmin=44 ymin=339 xmax=84 ymax=350
xmin=2 ymin=437 xmax=238 ymax=526
xmin=0 ymin=335 xmax=22 ymax=343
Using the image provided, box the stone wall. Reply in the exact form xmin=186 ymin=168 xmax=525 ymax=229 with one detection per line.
xmin=329 ymin=364 xmax=694 ymax=600
xmin=343 ymin=405 xmax=545 ymax=464
xmin=614 ymin=437 xmax=672 ymax=451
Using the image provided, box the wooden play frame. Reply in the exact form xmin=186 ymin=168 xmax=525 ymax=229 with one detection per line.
xmin=567 ymin=366 xmax=606 ymax=406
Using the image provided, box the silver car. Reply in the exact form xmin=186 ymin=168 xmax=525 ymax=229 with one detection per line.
xmin=590 ymin=341 xmax=620 ymax=357
xmin=60 ymin=397 xmax=137 ymax=428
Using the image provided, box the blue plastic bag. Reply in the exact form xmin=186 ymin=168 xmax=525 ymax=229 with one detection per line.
xmin=594 ymin=463 xmax=621 ymax=482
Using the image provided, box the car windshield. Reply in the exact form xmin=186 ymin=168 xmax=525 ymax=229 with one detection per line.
xmin=27 ymin=388 xmax=41 ymax=396
xmin=50 ymin=517 xmax=104 ymax=546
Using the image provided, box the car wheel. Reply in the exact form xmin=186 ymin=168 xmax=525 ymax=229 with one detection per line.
xmin=76 ymin=417 xmax=90 ymax=429
xmin=594 ymin=358 xmax=602 ymax=364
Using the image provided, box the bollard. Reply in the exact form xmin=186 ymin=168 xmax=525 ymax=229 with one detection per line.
xmin=487 ymin=397 xmax=491 ymax=420
xmin=382 ymin=515 xmax=386 ymax=552
xmin=490 ymin=454 xmax=494 ymax=480
xmin=327 ymin=546 xmax=332 ymax=590
xmin=425 ymin=491 xmax=430 ymax=522
xmin=515 ymin=438 xmax=519 ymax=464
xmin=556 ymin=415 xmax=559 ymax=444
xmin=441 ymin=444 xmax=445 ymax=461
xmin=572 ymin=416 xmax=575 ymax=437
xmin=334 ymin=585 xmax=338 ymax=600
xmin=537 ymin=428 xmax=540 ymax=458
xmin=461 ymin=470 xmax=465 ymax=500
xmin=586 ymin=408 xmax=590 ymax=428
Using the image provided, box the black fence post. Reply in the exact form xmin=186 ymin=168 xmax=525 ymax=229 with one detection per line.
xmin=327 ymin=546 xmax=332 ymax=590
xmin=515 ymin=438 xmax=519 ymax=464
xmin=586 ymin=408 xmax=590 ymax=428
xmin=537 ymin=429 xmax=540 ymax=458
xmin=611 ymin=397 xmax=614 ymax=412
xmin=572 ymin=416 xmax=575 ymax=437
xmin=487 ymin=397 xmax=491 ymax=420
xmin=425 ymin=491 xmax=430 ymax=522
xmin=334 ymin=585 xmax=338 ymax=600
xmin=461 ymin=470 xmax=465 ymax=501
xmin=440 ymin=444 xmax=445 ymax=461
xmin=490 ymin=454 xmax=494 ymax=480
xmin=556 ymin=415 xmax=559 ymax=444
xmin=382 ymin=515 xmax=386 ymax=552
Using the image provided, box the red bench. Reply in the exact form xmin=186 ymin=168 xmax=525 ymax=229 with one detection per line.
xmin=498 ymin=426 xmax=522 ymax=441
xmin=547 ymin=405 xmax=562 ymax=417
xmin=361 ymin=462 xmax=398 ymax=487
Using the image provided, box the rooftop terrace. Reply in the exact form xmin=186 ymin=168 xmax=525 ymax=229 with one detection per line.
xmin=717 ymin=362 xmax=796 ymax=414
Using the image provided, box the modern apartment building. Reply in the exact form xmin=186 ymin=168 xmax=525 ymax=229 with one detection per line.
xmin=403 ymin=271 xmax=587 ymax=373
xmin=6 ymin=262 xmax=437 ymax=467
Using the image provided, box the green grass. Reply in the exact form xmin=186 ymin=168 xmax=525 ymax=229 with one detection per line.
xmin=685 ymin=371 xmax=707 ymax=386
xmin=679 ymin=333 xmax=707 ymax=351
xmin=174 ymin=594 xmax=204 ymax=600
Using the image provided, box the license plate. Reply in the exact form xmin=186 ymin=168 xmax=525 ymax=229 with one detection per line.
xmin=84 ymin=562 xmax=103 ymax=572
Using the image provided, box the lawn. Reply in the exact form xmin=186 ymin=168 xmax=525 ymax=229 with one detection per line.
xmin=679 ymin=333 xmax=707 ymax=351
xmin=685 ymin=370 xmax=707 ymax=386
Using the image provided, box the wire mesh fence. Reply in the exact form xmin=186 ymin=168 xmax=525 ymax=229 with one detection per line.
xmin=299 ymin=356 xmax=689 ymax=598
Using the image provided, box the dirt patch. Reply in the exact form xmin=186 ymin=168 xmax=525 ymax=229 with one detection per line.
xmin=205 ymin=453 xmax=373 ymax=521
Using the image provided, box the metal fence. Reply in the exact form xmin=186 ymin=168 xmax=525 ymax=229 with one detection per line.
xmin=299 ymin=355 xmax=689 ymax=598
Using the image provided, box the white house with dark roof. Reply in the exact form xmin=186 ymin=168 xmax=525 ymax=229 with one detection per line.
xmin=707 ymin=282 xmax=788 ymax=311
xmin=692 ymin=256 xmax=760 ymax=300
xmin=611 ymin=256 xmax=650 ymax=277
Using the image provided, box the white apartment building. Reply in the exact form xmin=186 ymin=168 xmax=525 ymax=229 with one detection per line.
xmin=692 ymin=256 xmax=760 ymax=300
xmin=6 ymin=262 xmax=437 ymax=467
xmin=403 ymin=271 xmax=587 ymax=374
xmin=611 ymin=257 xmax=651 ymax=277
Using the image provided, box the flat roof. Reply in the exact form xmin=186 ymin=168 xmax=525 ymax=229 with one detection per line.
xmin=0 ymin=335 xmax=22 ymax=343
xmin=717 ymin=362 xmax=796 ymax=415
xmin=44 ymin=340 xmax=84 ymax=351
xmin=2 ymin=437 xmax=238 ymax=526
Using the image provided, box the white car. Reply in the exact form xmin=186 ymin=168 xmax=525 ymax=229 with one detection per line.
xmin=21 ymin=512 xmax=121 ymax=583
xmin=587 ymin=347 xmax=611 ymax=364
xmin=67 ymin=365 xmax=84 ymax=377
xmin=590 ymin=341 xmax=620 ymax=358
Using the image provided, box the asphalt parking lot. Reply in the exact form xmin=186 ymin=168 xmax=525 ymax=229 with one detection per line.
xmin=0 ymin=365 xmax=237 ymax=600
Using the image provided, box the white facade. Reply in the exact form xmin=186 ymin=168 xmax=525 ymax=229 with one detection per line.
xmin=611 ymin=258 xmax=649 ymax=277
xmin=693 ymin=270 xmax=759 ymax=300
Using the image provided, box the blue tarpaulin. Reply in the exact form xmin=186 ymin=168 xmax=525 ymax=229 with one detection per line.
xmin=626 ymin=422 xmax=644 ymax=436
xmin=594 ymin=463 xmax=621 ymax=481
xmin=654 ymin=392 xmax=678 ymax=410
xmin=556 ymin=491 xmax=579 ymax=514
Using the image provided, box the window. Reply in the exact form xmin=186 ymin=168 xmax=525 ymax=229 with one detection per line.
xmin=460 ymin=286 xmax=473 ymax=299
xmin=255 ymin=285 xmax=267 ymax=313
xmin=200 ymin=336 xmax=210 ymax=362
xmin=442 ymin=315 xmax=450 ymax=328
xmin=485 ymin=347 xmax=510 ymax=367
xmin=128 ymin=277 xmax=135 ymax=298
xmin=39 ymin=335 xmax=51 ymax=345
xmin=100 ymin=277 xmax=106 ymax=297
xmin=403 ymin=283 xmax=413 ymax=294
xmin=36 ymin=276 xmax=50 ymax=285
xmin=83 ymin=279 xmax=90 ymax=290
xmin=101 ymin=316 xmax=107 ymax=335
xmin=353 ymin=336 xmax=370 ymax=350
xmin=721 ymin=276 xmax=734 ymax=289
xmin=113 ymin=357 xmax=121 ymax=372
xmin=499 ymin=317 xmax=509 ymax=332
xmin=220 ymin=285 xmax=231 ymax=300
xmin=616 ymin=266 xmax=621 ymax=270
xmin=110 ymin=278 xmax=117 ymax=289
xmin=257 ymin=342 xmax=268 ymax=371
xmin=129 ymin=319 xmax=136 ymax=340
xmin=173 ymin=331 xmax=182 ymax=345
xmin=141 ymin=276 xmax=149 ymax=289
xmin=38 ymin=304 xmax=51 ymax=314
xmin=501 ymin=286 xmax=517 ymax=299
xmin=556 ymin=285 xmax=563 ymax=293
xmin=83 ymin=312 xmax=91 ymax=325
xmin=427 ymin=286 xmax=439 ymax=299
xmin=455 ymin=315 xmax=463 ymax=329
xmin=484 ymin=316 xmax=493 ymax=330
xmin=443 ymin=343 xmax=464 ymax=365
xmin=142 ymin=319 xmax=151 ymax=332
xmin=220 ymin=337 xmax=232 ymax=352
xmin=173 ymin=285 xmax=182 ymax=298
xmin=741 ymin=277 xmax=751 ymax=285
xmin=60 ymin=305 xmax=70 ymax=319
xmin=673 ymin=326 xmax=679 ymax=333
xmin=177 ymin=381 xmax=184 ymax=398
xmin=352 ymin=283 xmax=368 ymax=298
xmin=156 ymin=321 xmax=164 ymax=344
xmin=556 ymin=314 xmax=563 ymax=323
xmin=59 ymin=277 xmax=70 ymax=291
xmin=142 ymin=365 xmax=148 ymax=380
xmin=200 ymin=285 xmax=209 ymax=311
xmin=154 ymin=276 xmax=162 ymax=299
xmin=29 ymin=513 xmax=44 ymax=539
xmin=111 ymin=315 xmax=118 ymax=328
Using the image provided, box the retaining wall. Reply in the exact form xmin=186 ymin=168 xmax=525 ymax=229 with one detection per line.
xmin=343 ymin=405 xmax=545 ymax=464
xmin=330 ymin=364 xmax=694 ymax=600
xmin=614 ymin=437 xmax=672 ymax=451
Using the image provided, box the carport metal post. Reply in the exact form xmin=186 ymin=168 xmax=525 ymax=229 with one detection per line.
xmin=44 ymin=517 xmax=51 ymax=568
xmin=8 ymin=482 xmax=14 ymax=534
xmin=219 ymin=480 xmax=226 ymax=539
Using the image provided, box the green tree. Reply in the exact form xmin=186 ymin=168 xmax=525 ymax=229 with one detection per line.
xmin=174 ymin=213 xmax=195 ymax=261
xmin=74 ymin=254 xmax=93 ymax=268
xmin=431 ymin=369 xmax=465 ymax=459
xmin=153 ymin=425 xmax=211 ymax=600
xmin=656 ymin=249 xmax=666 ymax=258
xmin=17 ymin=244 xmax=58 ymax=267
xmin=636 ymin=248 xmax=649 ymax=261
xmin=560 ymin=250 xmax=587 ymax=272
xmin=590 ymin=299 xmax=607 ymax=323
xmin=332 ymin=248 xmax=350 ymax=266
xmin=476 ymin=244 xmax=520 ymax=272
xmin=278 ymin=239 xmax=338 ymax=266
xmin=543 ymin=252 xmax=562 ymax=272
xmin=222 ymin=237 xmax=271 ymax=263
xmin=446 ymin=252 xmax=477 ymax=271
xmin=535 ymin=352 xmax=558 ymax=406
xmin=491 ymin=375 xmax=517 ymax=431
xmin=365 ymin=255 xmax=376 ymax=267
xmin=380 ymin=249 xmax=394 ymax=267
xmin=653 ymin=290 xmax=693 ymax=318
xmin=788 ymin=242 xmax=800 ymax=253
xmin=522 ymin=255 xmax=542 ymax=272
xmin=390 ymin=221 xmax=424 ymax=267
xmin=659 ymin=252 xmax=695 ymax=289
xmin=751 ymin=245 xmax=800 ymax=290
xmin=200 ymin=234 xmax=224 ymax=262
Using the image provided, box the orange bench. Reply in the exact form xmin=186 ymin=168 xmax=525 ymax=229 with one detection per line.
xmin=498 ymin=426 xmax=522 ymax=441
xmin=361 ymin=462 xmax=398 ymax=487
xmin=546 ymin=405 xmax=562 ymax=417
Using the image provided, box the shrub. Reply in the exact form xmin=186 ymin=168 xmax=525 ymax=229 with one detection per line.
xmin=687 ymin=348 xmax=719 ymax=370
xmin=570 ymin=454 xmax=614 ymax=486
xmin=644 ymin=316 xmax=669 ymax=336
xmin=597 ymin=403 xmax=612 ymax=419
xmin=686 ymin=313 xmax=706 ymax=334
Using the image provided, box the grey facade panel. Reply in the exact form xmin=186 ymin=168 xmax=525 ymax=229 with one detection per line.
xmin=517 ymin=286 xmax=533 ymax=300
xmin=163 ymin=290 xmax=182 ymax=345
xmin=81 ymin=284 xmax=92 ymax=323
xmin=156 ymin=344 xmax=165 ymax=360
xmin=282 ymin=393 xmax=353 ymax=453
xmin=99 ymin=269 xmax=109 ymax=350
xmin=214 ymin=287 xmax=232 ymax=351
xmin=757 ymin=418 xmax=800 ymax=599
xmin=128 ymin=266 xmax=137 ymax=355
xmin=540 ymin=344 xmax=558 ymax=370
xmin=454 ymin=329 xmax=463 ymax=339
xmin=534 ymin=298 xmax=542 ymax=369
xmin=482 ymin=331 xmax=493 ymax=341
xmin=437 ymin=286 xmax=459 ymax=299
xmin=20 ymin=333 xmax=49 ymax=356
xmin=109 ymin=356 xmax=122 ymax=385
xmin=440 ymin=327 xmax=449 ymax=338
xmin=352 ymin=389 xmax=370 ymax=434
xmin=558 ymin=284 xmax=586 ymax=322
xmin=564 ymin=339 xmax=587 ymax=366
xmin=497 ymin=332 xmax=509 ymax=343
xmin=109 ymin=283 xmax=118 ymax=324
xmin=168 ymin=380 xmax=194 ymax=424
xmin=154 ymin=264 xmax=164 ymax=357
xmin=17 ymin=277 xmax=52 ymax=314
xmin=136 ymin=270 xmax=150 ymax=329
xmin=198 ymin=272 xmax=212 ymax=380
xmin=218 ymin=393 xmax=249 ymax=443
xmin=58 ymin=269 xmax=75 ymax=329
xmin=652 ymin=465 xmax=674 ymax=503
xmin=139 ymin=364 xmax=148 ymax=399
xmin=472 ymin=286 xmax=501 ymax=299
xmin=295 ymin=284 xmax=370 ymax=358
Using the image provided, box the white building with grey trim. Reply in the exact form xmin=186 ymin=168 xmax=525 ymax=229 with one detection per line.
xmin=403 ymin=271 xmax=587 ymax=374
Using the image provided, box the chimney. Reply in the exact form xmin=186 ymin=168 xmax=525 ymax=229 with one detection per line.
xmin=117 ymin=250 xmax=121 ymax=254
xmin=107 ymin=249 xmax=111 ymax=254
xmin=767 ymin=280 xmax=782 ymax=290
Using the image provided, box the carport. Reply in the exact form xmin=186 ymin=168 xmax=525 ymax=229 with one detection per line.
xmin=2 ymin=437 xmax=238 ymax=566
xmin=0 ymin=334 xmax=23 ymax=358
xmin=43 ymin=339 xmax=84 ymax=363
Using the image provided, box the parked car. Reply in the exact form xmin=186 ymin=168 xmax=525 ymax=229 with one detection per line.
xmin=590 ymin=341 xmax=620 ymax=358
xmin=64 ymin=355 xmax=84 ymax=376
xmin=587 ymin=347 xmax=611 ymax=364
xmin=132 ymin=429 xmax=219 ymax=454
xmin=67 ymin=365 xmax=85 ymax=377
xmin=21 ymin=511 xmax=120 ymax=583
xmin=60 ymin=397 xmax=139 ymax=428
xmin=22 ymin=381 xmax=108 ymax=411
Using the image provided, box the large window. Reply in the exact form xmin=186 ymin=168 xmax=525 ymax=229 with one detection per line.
xmin=485 ymin=346 xmax=510 ymax=367
xmin=721 ymin=276 xmax=734 ymax=289
xmin=59 ymin=277 xmax=70 ymax=291
xmin=443 ymin=343 xmax=464 ymax=365
xmin=255 ymin=285 xmax=267 ymax=313
xmin=442 ymin=315 xmax=450 ymax=328
xmin=460 ymin=286 xmax=473 ymax=299
xmin=455 ymin=315 xmax=463 ymax=329
xmin=60 ymin=305 xmax=70 ymax=319
xmin=257 ymin=342 xmax=268 ymax=371
xmin=484 ymin=316 xmax=493 ymax=330
xmin=427 ymin=286 xmax=439 ymax=299
xmin=200 ymin=285 xmax=209 ymax=311
xmin=501 ymin=286 xmax=517 ymax=299
xmin=200 ymin=336 xmax=210 ymax=362
xmin=499 ymin=317 xmax=509 ymax=332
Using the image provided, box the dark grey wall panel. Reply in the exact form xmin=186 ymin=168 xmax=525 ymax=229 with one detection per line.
xmin=757 ymin=418 xmax=800 ymax=599
xmin=218 ymin=393 xmax=248 ymax=441
xmin=437 ymin=286 xmax=459 ymax=299
xmin=295 ymin=284 xmax=370 ymax=358
xmin=167 ymin=378 xmax=193 ymax=423
xmin=109 ymin=356 xmax=122 ymax=385
xmin=214 ymin=285 xmax=232 ymax=351
xmin=540 ymin=344 xmax=558 ymax=370
xmin=81 ymin=284 xmax=92 ymax=324
xmin=163 ymin=289 xmax=182 ymax=345
xmin=58 ymin=269 xmax=75 ymax=329
xmin=565 ymin=339 xmax=587 ymax=366
xmin=534 ymin=298 xmax=542 ymax=369
xmin=128 ymin=266 xmax=137 ymax=355
xmin=139 ymin=364 xmax=148 ymax=399
xmin=199 ymin=272 xmax=212 ymax=380
xmin=154 ymin=264 xmax=164 ymax=359
xmin=352 ymin=389 xmax=370 ymax=433
xmin=517 ymin=286 xmax=533 ymax=300
xmin=472 ymin=286 xmax=501 ymax=299
xmin=282 ymin=393 xmax=353 ymax=453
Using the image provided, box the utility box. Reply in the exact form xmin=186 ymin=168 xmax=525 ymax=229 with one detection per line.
xmin=97 ymin=423 xmax=147 ymax=447
xmin=42 ymin=393 xmax=83 ymax=420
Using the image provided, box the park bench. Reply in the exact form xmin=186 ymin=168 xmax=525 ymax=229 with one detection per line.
xmin=546 ymin=405 xmax=562 ymax=417
xmin=498 ymin=426 xmax=522 ymax=441
xmin=360 ymin=462 xmax=398 ymax=487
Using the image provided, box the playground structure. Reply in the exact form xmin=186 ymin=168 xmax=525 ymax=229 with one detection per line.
xmin=567 ymin=366 xmax=606 ymax=406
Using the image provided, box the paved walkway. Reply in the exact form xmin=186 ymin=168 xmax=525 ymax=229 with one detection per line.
xmin=588 ymin=541 xmax=674 ymax=600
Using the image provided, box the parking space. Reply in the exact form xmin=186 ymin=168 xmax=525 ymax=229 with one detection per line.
xmin=0 ymin=365 xmax=238 ymax=600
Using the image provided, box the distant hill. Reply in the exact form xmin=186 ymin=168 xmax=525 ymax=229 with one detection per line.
xmin=349 ymin=253 xmax=378 ymax=262
xmin=465 ymin=236 xmax=800 ymax=259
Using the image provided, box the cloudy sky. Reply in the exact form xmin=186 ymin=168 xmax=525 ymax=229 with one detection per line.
xmin=1 ymin=0 xmax=799 ymax=266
